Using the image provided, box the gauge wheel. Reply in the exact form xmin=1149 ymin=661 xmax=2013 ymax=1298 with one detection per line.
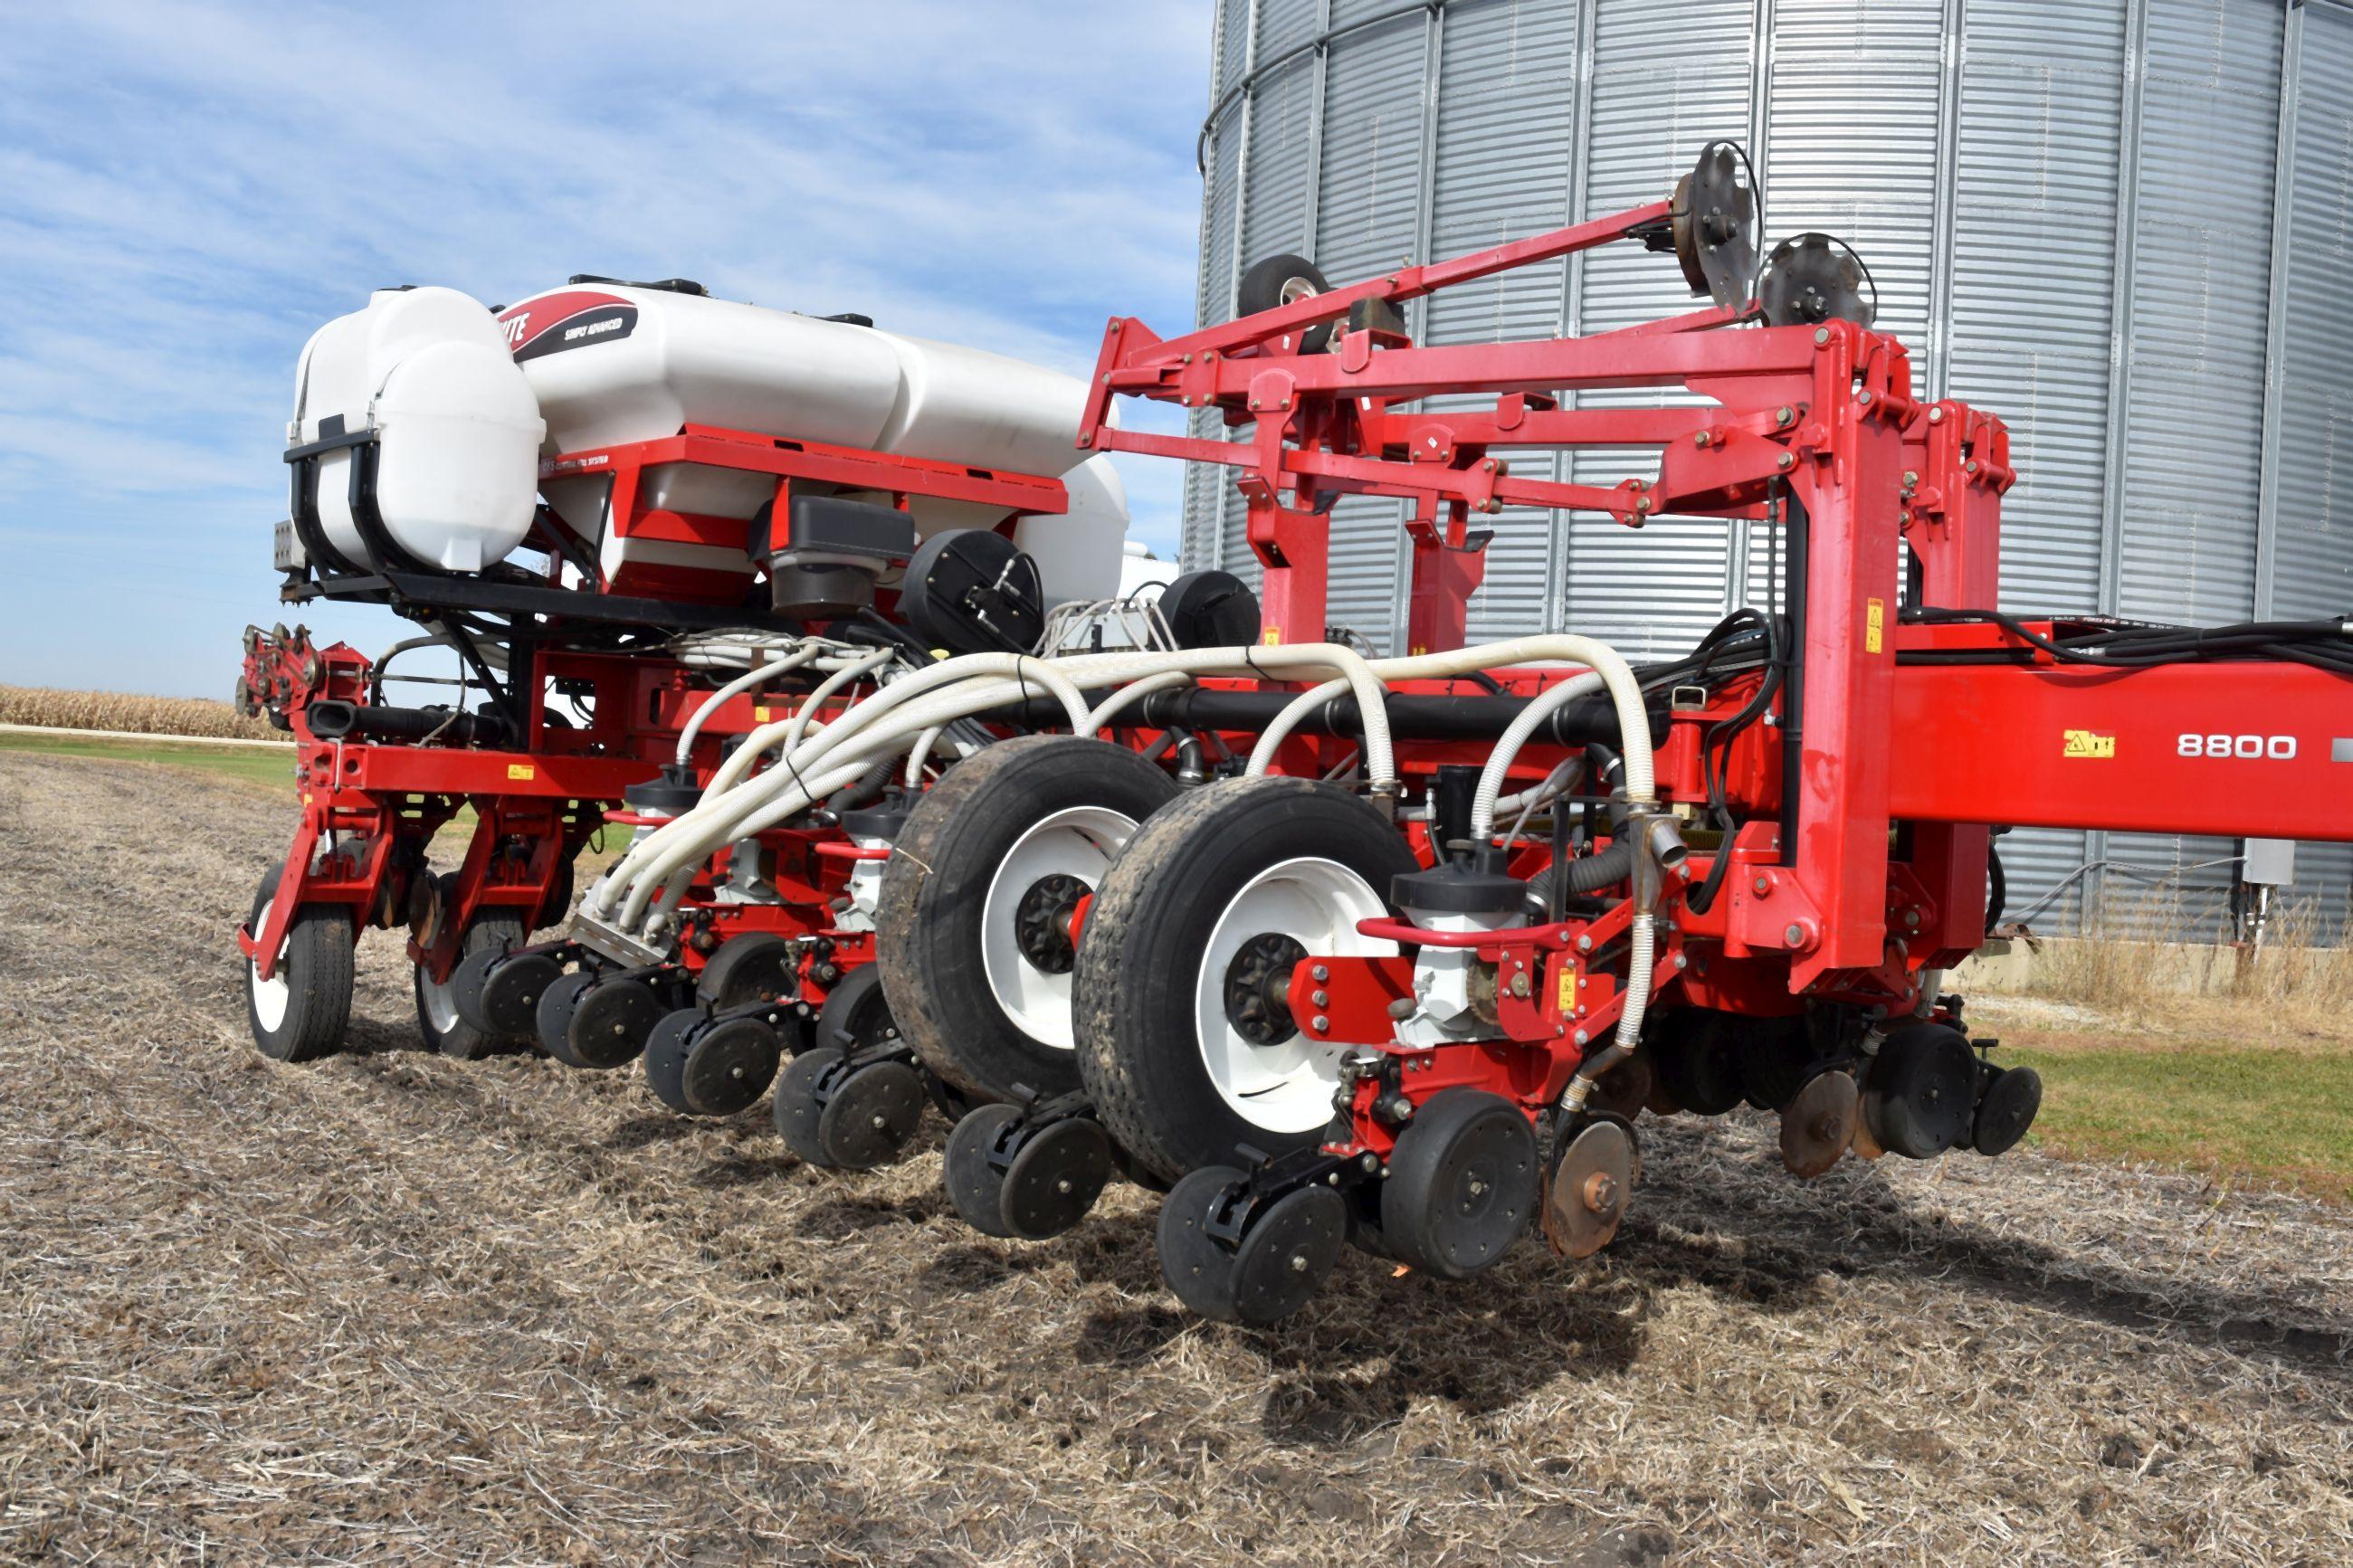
xmin=243 ymin=865 xmax=354 ymax=1062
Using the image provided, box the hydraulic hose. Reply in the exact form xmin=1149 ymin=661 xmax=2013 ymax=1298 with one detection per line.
xmin=1468 ymin=673 xmax=1605 ymax=841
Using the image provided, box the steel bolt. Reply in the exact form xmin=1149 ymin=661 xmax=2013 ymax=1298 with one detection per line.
xmin=1902 ymin=470 xmax=1920 ymax=486
xmin=1776 ymin=405 xmax=1794 ymax=424
xmin=1777 ymin=452 xmax=1796 ymax=470
xmin=872 ymin=1113 xmax=887 ymax=1128
xmin=1057 ymin=1178 xmax=1072 ymax=1193
xmin=1291 ymin=1252 xmax=1310 ymax=1272
xmin=1963 ymin=459 xmax=1979 ymax=474
xmin=1312 ymin=965 xmax=1329 ymax=981
xmin=1312 ymin=1014 xmax=1329 ymax=1032
xmin=1573 ymin=1029 xmax=1589 ymax=1046
xmin=1857 ymin=390 xmax=1872 ymax=405
xmin=1694 ymin=431 xmax=1711 ymax=448
xmin=1673 ymin=954 xmax=1688 ymax=970
xmin=1903 ymin=909 xmax=1921 ymax=929
xmin=1312 ymin=989 xmax=1329 ymax=1007
xmin=1814 ymin=327 xmax=1832 ymax=346
xmin=1752 ymin=876 xmax=1769 ymax=896
xmin=1577 ymin=935 xmax=1593 ymax=952
xmin=1785 ymin=923 xmax=1806 ymax=946
xmin=1929 ymin=405 xmax=1946 ymax=423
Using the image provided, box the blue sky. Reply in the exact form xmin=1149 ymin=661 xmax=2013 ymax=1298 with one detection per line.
xmin=0 ymin=1 xmax=1209 ymax=696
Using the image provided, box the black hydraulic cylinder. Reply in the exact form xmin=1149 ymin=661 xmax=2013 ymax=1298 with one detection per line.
xmin=305 ymin=698 xmax=515 ymax=747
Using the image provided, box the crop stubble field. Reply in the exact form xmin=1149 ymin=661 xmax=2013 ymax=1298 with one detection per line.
xmin=3 ymin=746 xmax=2352 ymax=1565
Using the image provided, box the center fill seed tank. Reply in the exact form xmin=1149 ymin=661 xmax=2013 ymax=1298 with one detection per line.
xmin=497 ymin=281 xmax=1128 ymax=603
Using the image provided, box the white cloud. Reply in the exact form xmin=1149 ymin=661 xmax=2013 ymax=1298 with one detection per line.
xmin=0 ymin=0 xmax=1214 ymax=693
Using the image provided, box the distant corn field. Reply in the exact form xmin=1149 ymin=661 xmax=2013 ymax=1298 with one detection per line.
xmin=0 ymin=684 xmax=281 ymax=741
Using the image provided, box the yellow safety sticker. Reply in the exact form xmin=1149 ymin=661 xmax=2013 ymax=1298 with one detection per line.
xmin=508 ymin=763 xmax=536 ymax=781
xmin=1864 ymin=596 xmax=1885 ymax=654
xmin=1557 ymin=962 xmax=1577 ymax=1015
xmin=1262 ymin=627 xmax=1281 ymax=646
xmin=753 ymin=705 xmax=772 ymax=721
xmin=1410 ymin=644 xmax=1428 ymax=657
xmin=2062 ymin=729 xmax=2117 ymax=760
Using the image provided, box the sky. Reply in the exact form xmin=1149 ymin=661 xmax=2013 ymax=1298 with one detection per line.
xmin=0 ymin=0 xmax=1210 ymax=696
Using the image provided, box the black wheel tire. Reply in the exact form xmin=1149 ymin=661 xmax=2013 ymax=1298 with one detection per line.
xmin=643 ymin=1010 xmax=700 ymax=1114
xmin=1236 ymin=252 xmax=1335 ymax=353
xmin=1863 ymin=1022 xmax=1977 ymax=1158
xmin=244 ymin=866 xmax=355 ymax=1063
xmin=774 ymin=1046 xmax=843 ymax=1164
xmin=1073 ymin=775 xmax=1418 ymax=1185
xmin=944 ymin=1103 xmax=1022 ymax=1238
xmin=879 ymin=735 xmax=1178 ymax=1103
xmin=1230 ymin=1183 xmax=1348 ymax=1325
xmin=698 ymin=933 xmax=801 ymax=1009
xmin=1156 ymin=1164 xmax=1249 ymax=1323
xmin=537 ymin=971 xmax=600 ymax=1066
xmin=679 ymin=1015 xmax=784 ymax=1117
xmin=1380 ymin=1088 xmax=1539 ymax=1281
xmin=1649 ymin=1008 xmax=1748 ymax=1117
xmin=534 ymin=853 xmax=576 ymax=933
xmin=1971 ymin=1063 xmax=2043 ymax=1157
xmin=999 ymin=1116 xmax=1114 ymax=1240
xmin=566 ymin=976 xmax=666 ymax=1069
xmin=813 ymin=963 xmax=898 ymax=1059
xmin=415 ymin=912 xmax=529 ymax=1060
xmin=814 ymin=1059 xmax=926 ymax=1170
xmin=1736 ymin=1014 xmax=1815 ymax=1112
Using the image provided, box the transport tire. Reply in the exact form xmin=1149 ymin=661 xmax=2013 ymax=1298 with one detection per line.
xmin=1236 ymin=252 xmax=1335 ymax=352
xmin=416 ymin=912 xmax=529 ymax=1060
xmin=244 ymin=866 xmax=355 ymax=1063
xmin=1073 ymin=776 xmax=1417 ymax=1185
xmin=878 ymin=736 xmax=1176 ymax=1101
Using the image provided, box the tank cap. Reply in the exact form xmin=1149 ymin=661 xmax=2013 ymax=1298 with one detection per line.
xmin=1391 ymin=861 xmax=1526 ymax=917
xmin=624 ymin=763 xmax=703 ymax=813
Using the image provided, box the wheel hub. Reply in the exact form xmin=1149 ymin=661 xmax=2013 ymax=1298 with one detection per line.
xmin=1223 ymin=932 xmax=1307 ymax=1045
xmin=1013 ymin=872 xmax=1090 ymax=974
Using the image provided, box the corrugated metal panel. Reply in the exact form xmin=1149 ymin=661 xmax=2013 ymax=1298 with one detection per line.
xmin=1561 ymin=0 xmax=1754 ymax=658
xmin=2271 ymin=0 xmax=2353 ymax=620
xmin=2265 ymin=0 xmax=2353 ymax=934
xmin=2113 ymin=0 xmax=2282 ymax=624
xmin=1766 ymin=0 xmax=1944 ymax=362
xmin=1946 ymin=0 xmax=2127 ymax=616
xmin=1311 ymin=7 xmax=1431 ymax=649
xmin=1185 ymin=0 xmax=1257 ymax=578
xmin=2102 ymin=0 xmax=2283 ymax=938
xmin=1423 ymin=0 xmax=1581 ymax=642
xmin=1238 ymin=8 xmax=1322 ymax=267
xmin=1940 ymin=0 xmax=2134 ymax=926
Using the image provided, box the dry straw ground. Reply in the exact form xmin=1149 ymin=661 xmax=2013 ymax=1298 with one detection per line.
xmin=0 ymin=682 xmax=280 ymax=741
xmin=3 ymin=748 xmax=2351 ymax=1565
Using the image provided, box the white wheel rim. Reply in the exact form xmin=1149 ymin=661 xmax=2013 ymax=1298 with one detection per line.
xmin=249 ymin=893 xmax=291 ymax=1032
xmin=979 ymin=805 xmax=1138 ymax=1050
xmin=419 ymin=962 xmax=462 ymax=1036
xmin=1195 ymin=856 xmax=1396 ymax=1135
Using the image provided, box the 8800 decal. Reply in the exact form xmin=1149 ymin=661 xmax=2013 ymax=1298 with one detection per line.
xmin=2177 ymin=733 xmax=2299 ymax=760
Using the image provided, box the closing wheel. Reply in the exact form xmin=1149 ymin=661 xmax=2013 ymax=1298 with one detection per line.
xmin=879 ymin=735 xmax=1176 ymax=1101
xmin=536 ymin=971 xmax=599 ymax=1065
xmin=943 ymin=1103 xmax=1022 ymax=1237
xmin=1156 ymin=1164 xmax=1250 ymax=1323
xmin=1971 ymin=1063 xmax=2043 ymax=1156
xmin=565 ymin=976 xmax=665 ymax=1069
xmin=1074 ymin=777 xmax=1416 ymax=1184
xmin=643 ymin=1010 xmax=699 ymax=1114
xmin=678 ymin=1015 xmax=784 ymax=1117
xmin=1230 ymin=1184 xmax=1348 ymax=1324
xmin=814 ymin=1060 xmax=926 ymax=1169
xmin=244 ymin=865 xmax=354 ymax=1063
xmin=1380 ymin=1089 xmax=1540 ymax=1280
xmin=420 ymin=911 xmax=529 ymax=1060
xmin=773 ymin=1045 xmax=843 ymax=1163
xmin=1000 ymin=1116 xmax=1114 ymax=1240
xmin=1543 ymin=1116 xmax=1637 ymax=1259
